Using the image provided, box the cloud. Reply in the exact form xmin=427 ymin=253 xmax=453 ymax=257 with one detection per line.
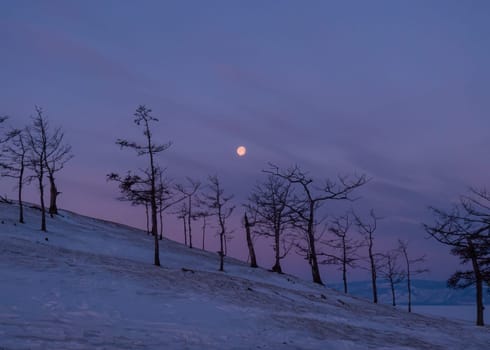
xmin=0 ymin=20 xmax=156 ymax=89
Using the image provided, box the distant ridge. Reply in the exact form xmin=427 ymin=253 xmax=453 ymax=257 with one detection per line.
xmin=330 ymin=279 xmax=488 ymax=305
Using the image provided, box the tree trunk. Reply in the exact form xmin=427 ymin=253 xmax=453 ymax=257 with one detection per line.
xmin=468 ymin=240 xmax=484 ymax=326
xmin=369 ymin=238 xmax=378 ymax=303
xmin=150 ymin=180 xmax=159 ymax=266
xmin=145 ymin=202 xmax=150 ymax=234
xmin=370 ymin=267 xmax=377 ymax=304
xmin=219 ymin=230 xmax=224 ymax=271
xmin=342 ymin=261 xmax=348 ymax=294
xmin=18 ymin=164 xmax=24 ymax=224
xmin=390 ymin=278 xmax=396 ymax=306
xmin=407 ymin=267 xmax=412 ymax=312
xmin=182 ymin=216 xmax=188 ymax=246
xmin=475 ymin=276 xmax=484 ymax=326
xmin=308 ymin=205 xmax=323 ymax=285
xmin=159 ymin=208 xmax=163 ymax=240
xmin=142 ymin=115 xmax=160 ymax=266
xmin=342 ymin=238 xmax=348 ymax=293
xmin=244 ymin=214 xmax=258 ymax=268
xmin=39 ymin=174 xmax=46 ymax=232
xmin=48 ymin=176 xmax=58 ymax=217
xmin=271 ymin=225 xmax=282 ymax=273
xmin=201 ymin=216 xmax=206 ymax=250
xmin=187 ymin=197 xmax=193 ymax=248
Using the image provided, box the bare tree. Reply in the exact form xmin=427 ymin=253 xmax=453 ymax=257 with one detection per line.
xmin=195 ymin=209 xmax=212 ymax=250
xmin=24 ymin=106 xmax=72 ymax=231
xmin=245 ymin=175 xmax=292 ymax=273
xmin=202 ymin=175 xmax=235 ymax=271
xmin=25 ymin=107 xmax=49 ymax=231
xmin=156 ymin=171 xmax=180 ymax=240
xmin=43 ymin=122 xmax=72 ymax=217
xmin=0 ymin=116 xmax=15 ymax=204
xmin=110 ymin=105 xmax=171 ymax=267
xmin=323 ymin=213 xmax=363 ymax=293
xmin=398 ymin=240 xmax=427 ymax=312
xmin=243 ymin=212 xmax=258 ymax=268
xmin=425 ymin=187 xmax=490 ymax=326
xmin=1 ymin=128 xmax=28 ymax=223
xmin=266 ymin=164 xmax=368 ymax=285
xmin=107 ymin=170 xmax=152 ymax=232
xmin=174 ymin=201 xmax=188 ymax=246
xmin=176 ymin=178 xmax=201 ymax=248
xmin=354 ymin=209 xmax=381 ymax=303
xmin=379 ymin=249 xmax=405 ymax=307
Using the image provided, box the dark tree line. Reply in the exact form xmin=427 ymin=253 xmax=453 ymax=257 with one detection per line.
xmin=5 ymin=104 xmax=488 ymax=331
xmin=0 ymin=107 xmax=72 ymax=231
xmin=2 ymin=105 xmax=433 ymax=315
xmin=264 ymin=164 xmax=368 ymax=285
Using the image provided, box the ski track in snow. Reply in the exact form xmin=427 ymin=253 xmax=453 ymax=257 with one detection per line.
xmin=1 ymin=203 xmax=489 ymax=349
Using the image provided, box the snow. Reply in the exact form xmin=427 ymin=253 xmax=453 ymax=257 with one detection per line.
xmin=1 ymin=202 xmax=489 ymax=349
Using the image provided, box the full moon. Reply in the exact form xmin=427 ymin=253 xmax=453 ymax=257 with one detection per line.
xmin=236 ymin=146 xmax=247 ymax=157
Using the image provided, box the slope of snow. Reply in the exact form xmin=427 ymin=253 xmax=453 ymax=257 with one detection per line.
xmin=1 ymin=202 xmax=489 ymax=349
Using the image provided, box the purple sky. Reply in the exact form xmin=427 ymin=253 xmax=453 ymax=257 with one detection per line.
xmin=1 ymin=1 xmax=490 ymax=283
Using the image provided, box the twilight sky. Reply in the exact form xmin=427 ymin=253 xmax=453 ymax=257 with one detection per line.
xmin=1 ymin=0 xmax=490 ymax=283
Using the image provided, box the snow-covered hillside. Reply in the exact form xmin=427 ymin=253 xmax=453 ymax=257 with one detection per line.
xmin=1 ymin=202 xmax=489 ymax=350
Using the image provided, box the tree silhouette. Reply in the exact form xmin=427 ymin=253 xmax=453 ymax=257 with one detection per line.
xmin=1 ymin=128 xmax=28 ymax=223
xmin=266 ymin=164 xmax=367 ymax=285
xmin=322 ymin=213 xmax=363 ymax=293
xmin=176 ymin=178 xmax=201 ymax=248
xmin=245 ymin=174 xmax=292 ymax=273
xmin=202 ymin=176 xmax=235 ymax=271
xmin=353 ymin=209 xmax=381 ymax=303
xmin=425 ymin=188 xmax=490 ymax=326
xmin=398 ymin=239 xmax=427 ymax=312
xmin=109 ymin=105 xmax=171 ymax=266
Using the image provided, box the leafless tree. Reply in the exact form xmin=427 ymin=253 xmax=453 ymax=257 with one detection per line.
xmin=397 ymin=240 xmax=427 ymax=312
xmin=156 ymin=171 xmax=178 ymax=240
xmin=24 ymin=107 xmax=72 ymax=222
xmin=195 ymin=209 xmax=212 ymax=250
xmin=243 ymin=212 xmax=258 ymax=268
xmin=0 ymin=116 xmax=14 ymax=203
xmin=202 ymin=175 xmax=235 ymax=271
xmin=174 ymin=201 xmax=188 ymax=246
xmin=176 ymin=178 xmax=201 ymax=248
xmin=245 ymin=175 xmax=292 ymax=273
xmin=322 ymin=213 xmax=363 ymax=293
xmin=1 ymin=128 xmax=29 ymax=223
xmin=110 ymin=105 xmax=171 ymax=267
xmin=354 ymin=209 xmax=381 ymax=303
xmin=25 ymin=107 xmax=50 ymax=231
xmin=379 ymin=249 xmax=405 ymax=307
xmin=43 ymin=124 xmax=72 ymax=217
xmin=107 ymin=169 xmax=153 ymax=232
xmin=425 ymin=187 xmax=490 ymax=326
xmin=266 ymin=164 xmax=368 ymax=285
